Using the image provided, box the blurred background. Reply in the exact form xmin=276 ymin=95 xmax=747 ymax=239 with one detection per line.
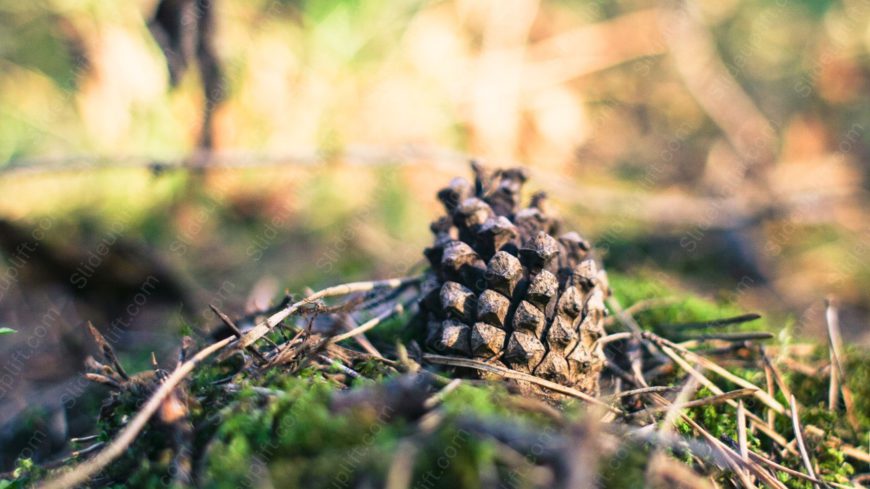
xmin=0 ymin=0 xmax=868 ymax=472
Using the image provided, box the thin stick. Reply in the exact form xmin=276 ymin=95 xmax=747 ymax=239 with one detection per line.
xmin=789 ymin=394 xmax=820 ymax=489
xmin=38 ymin=335 xmax=236 ymax=489
xmin=422 ymin=354 xmax=621 ymax=414
xmin=330 ymin=303 xmax=404 ymax=343
xmin=240 ymin=276 xmax=420 ymax=348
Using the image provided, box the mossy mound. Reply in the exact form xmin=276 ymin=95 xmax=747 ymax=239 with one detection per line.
xmin=5 ymin=272 xmax=868 ymax=489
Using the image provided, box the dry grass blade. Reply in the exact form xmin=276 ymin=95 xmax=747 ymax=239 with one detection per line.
xmin=789 ymin=394 xmax=820 ymax=489
xmin=734 ymin=403 xmax=756 ymax=489
xmin=633 ymin=388 xmax=757 ymax=417
xmin=825 ymin=298 xmax=846 ymax=380
xmin=422 ymin=354 xmax=621 ymax=414
xmin=84 ymin=373 xmax=122 ymax=389
xmin=69 ymin=435 xmax=100 ymax=444
xmin=86 ymin=321 xmax=129 ymax=380
xmin=760 ymin=345 xmax=793 ymax=402
xmin=828 ymin=343 xmax=840 ymax=411
xmin=737 ymin=401 xmax=748 ymax=462
xmin=38 ymin=335 xmax=236 ymax=489
xmin=240 ymin=276 xmax=421 ymax=348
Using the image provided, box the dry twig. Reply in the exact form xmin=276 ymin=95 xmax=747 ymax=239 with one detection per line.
xmin=422 ymin=354 xmax=621 ymax=414
xmin=240 ymin=276 xmax=420 ymax=347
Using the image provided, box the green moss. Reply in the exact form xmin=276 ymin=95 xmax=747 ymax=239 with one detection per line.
xmin=607 ymin=272 xmax=771 ymax=336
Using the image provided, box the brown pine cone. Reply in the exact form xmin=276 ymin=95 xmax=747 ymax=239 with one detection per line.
xmin=420 ymin=163 xmax=610 ymax=395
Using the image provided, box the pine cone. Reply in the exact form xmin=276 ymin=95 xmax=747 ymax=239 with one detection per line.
xmin=421 ymin=163 xmax=610 ymax=395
